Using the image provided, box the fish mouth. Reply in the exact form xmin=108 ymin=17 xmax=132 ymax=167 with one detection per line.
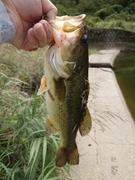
xmin=46 ymin=14 xmax=87 ymax=79
xmin=49 ymin=14 xmax=86 ymax=47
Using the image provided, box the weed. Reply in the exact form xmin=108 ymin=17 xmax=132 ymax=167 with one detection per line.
xmin=0 ymin=44 xmax=70 ymax=180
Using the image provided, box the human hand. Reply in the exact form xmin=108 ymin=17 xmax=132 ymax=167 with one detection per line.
xmin=2 ymin=0 xmax=57 ymax=51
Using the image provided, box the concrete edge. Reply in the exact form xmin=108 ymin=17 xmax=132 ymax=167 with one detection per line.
xmin=100 ymin=49 xmax=120 ymax=67
xmin=89 ymin=49 xmax=134 ymax=124
xmin=89 ymin=49 xmax=120 ymax=68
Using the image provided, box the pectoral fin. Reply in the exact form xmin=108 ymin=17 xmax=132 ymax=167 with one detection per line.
xmin=45 ymin=116 xmax=58 ymax=135
xmin=79 ymin=108 xmax=92 ymax=136
xmin=37 ymin=75 xmax=47 ymax=95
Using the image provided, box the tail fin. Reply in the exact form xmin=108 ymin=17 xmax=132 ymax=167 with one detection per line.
xmin=55 ymin=146 xmax=79 ymax=167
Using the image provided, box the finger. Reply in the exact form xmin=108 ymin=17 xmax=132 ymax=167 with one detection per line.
xmin=42 ymin=0 xmax=57 ymax=20
xmin=41 ymin=20 xmax=53 ymax=44
xmin=22 ymin=21 xmax=53 ymax=50
xmin=33 ymin=22 xmax=47 ymax=47
xmin=23 ymin=28 xmax=39 ymax=51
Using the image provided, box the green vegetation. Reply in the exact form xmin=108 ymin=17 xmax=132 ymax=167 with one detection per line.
xmin=1 ymin=1 xmax=135 ymax=179
xmin=89 ymin=49 xmax=99 ymax=55
xmin=51 ymin=0 xmax=135 ymax=32
xmin=0 ymin=44 xmax=71 ymax=180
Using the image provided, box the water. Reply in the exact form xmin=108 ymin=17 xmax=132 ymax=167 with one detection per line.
xmin=114 ymin=53 xmax=135 ymax=120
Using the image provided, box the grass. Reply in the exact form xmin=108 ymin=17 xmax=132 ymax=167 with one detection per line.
xmin=88 ymin=49 xmax=99 ymax=55
xmin=0 ymin=44 xmax=72 ymax=180
xmin=86 ymin=16 xmax=135 ymax=32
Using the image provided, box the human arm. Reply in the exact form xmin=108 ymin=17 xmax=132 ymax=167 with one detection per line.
xmin=1 ymin=0 xmax=57 ymax=51
xmin=0 ymin=1 xmax=15 ymax=44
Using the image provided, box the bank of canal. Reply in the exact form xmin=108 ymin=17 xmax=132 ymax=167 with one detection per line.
xmin=71 ymin=49 xmax=135 ymax=180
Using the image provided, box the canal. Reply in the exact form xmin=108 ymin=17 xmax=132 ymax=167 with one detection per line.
xmin=114 ymin=53 xmax=135 ymax=121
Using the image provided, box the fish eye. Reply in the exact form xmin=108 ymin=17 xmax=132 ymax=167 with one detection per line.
xmin=81 ymin=34 xmax=87 ymax=43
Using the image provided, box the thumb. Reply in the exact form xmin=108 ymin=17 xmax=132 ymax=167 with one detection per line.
xmin=42 ymin=0 xmax=57 ymax=20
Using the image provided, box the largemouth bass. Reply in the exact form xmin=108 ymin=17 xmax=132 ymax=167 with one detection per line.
xmin=38 ymin=14 xmax=92 ymax=167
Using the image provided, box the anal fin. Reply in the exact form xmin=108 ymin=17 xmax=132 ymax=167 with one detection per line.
xmin=37 ymin=75 xmax=47 ymax=95
xmin=56 ymin=146 xmax=79 ymax=167
xmin=79 ymin=107 xmax=92 ymax=136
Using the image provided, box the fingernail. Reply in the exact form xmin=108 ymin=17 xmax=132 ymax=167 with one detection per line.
xmin=35 ymin=24 xmax=42 ymax=32
xmin=43 ymin=22 xmax=50 ymax=32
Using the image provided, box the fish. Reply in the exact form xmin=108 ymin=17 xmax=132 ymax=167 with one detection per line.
xmin=38 ymin=14 xmax=92 ymax=167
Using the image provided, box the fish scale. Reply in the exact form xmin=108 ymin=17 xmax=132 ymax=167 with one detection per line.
xmin=38 ymin=14 xmax=92 ymax=167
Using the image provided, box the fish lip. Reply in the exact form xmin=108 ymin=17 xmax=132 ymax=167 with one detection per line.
xmin=50 ymin=14 xmax=86 ymax=22
xmin=49 ymin=14 xmax=86 ymax=32
xmin=55 ymin=14 xmax=86 ymax=21
xmin=49 ymin=14 xmax=86 ymax=47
